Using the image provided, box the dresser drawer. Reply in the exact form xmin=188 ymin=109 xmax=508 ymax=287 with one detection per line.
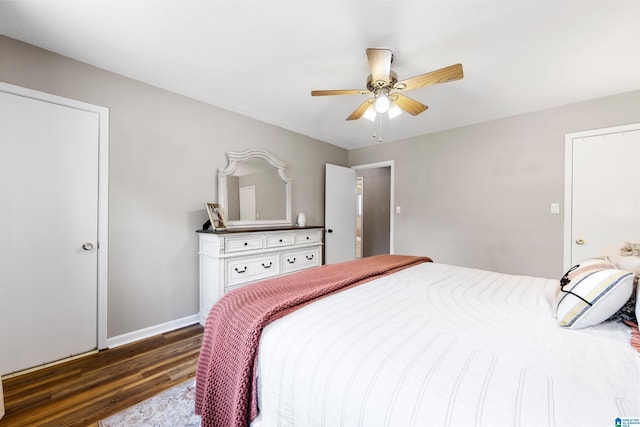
xmin=294 ymin=229 xmax=322 ymax=245
xmin=226 ymin=254 xmax=280 ymax=287
xmin=225 ymin=235 xmax=263 ymax=253
xmin=198 ymin=228 xmax=324 ymax=325
xmin=282 ymin=246 xmax=321 ymax=274
xmin=265 ymin=233 xmax=295 ymax=248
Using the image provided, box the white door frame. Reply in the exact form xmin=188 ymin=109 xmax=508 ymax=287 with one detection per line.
xmin=0 ymin=82 xmax=109 ymax=350
xmin=352 ymin=160 xmax=395 ymax=255
xmin=563 ymin=122 xmax=640 ymax=271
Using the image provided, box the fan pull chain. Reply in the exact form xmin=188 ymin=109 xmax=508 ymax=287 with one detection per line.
xmin=372 ymin=113 xmax=384 ymax=142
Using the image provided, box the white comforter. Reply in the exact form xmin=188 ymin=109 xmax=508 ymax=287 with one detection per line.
xmin=253 ymin=262 xmax=640 ymax=427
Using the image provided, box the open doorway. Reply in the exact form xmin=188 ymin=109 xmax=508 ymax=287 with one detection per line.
xmin=353 ymin=161 xmax=394 ymax=257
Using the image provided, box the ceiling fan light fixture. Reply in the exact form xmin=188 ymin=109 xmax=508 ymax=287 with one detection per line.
xmin=388 ymin=103 xmax=402 ymax=119
xmin=363 ymin=104 xmax=377 ymax=122
xmin=374 ymin=93 xmax=390 ymax=113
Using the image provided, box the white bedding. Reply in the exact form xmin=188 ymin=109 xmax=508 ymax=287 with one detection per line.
xmin=252 ymin=262 xmax=640 ymax=427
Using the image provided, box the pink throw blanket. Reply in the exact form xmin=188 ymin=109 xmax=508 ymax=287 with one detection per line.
xmin=195 ymin=254 xmax=432 ymax=427
xmin=624 ymin=320 xmax=640 ymax=352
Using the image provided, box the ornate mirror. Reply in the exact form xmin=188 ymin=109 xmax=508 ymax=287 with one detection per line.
xmin=218 ymin=149 xmax=292 ymax=228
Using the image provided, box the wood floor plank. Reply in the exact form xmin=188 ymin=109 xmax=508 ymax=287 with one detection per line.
xmin=0 ymin=324 xmax=203 ymax=427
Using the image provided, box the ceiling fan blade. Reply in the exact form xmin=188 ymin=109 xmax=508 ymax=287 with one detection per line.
xmin=395 ymin=63 xmax=463 ymax=92
xmin=311 ymin=89 xmax=369 ymax=96
xmin=393 ymin=94 xmax=428 ymax=116
xmin=346 ymin=98 xmax=374 ymax=121
xmin=366 ymin=48 xmax=393 ymax=85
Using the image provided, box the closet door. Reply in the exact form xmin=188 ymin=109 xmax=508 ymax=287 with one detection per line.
xmin=564 ymin=124 xmax=640 ymax=269
xmin=0 ymin=85 xmax=108 ymax=375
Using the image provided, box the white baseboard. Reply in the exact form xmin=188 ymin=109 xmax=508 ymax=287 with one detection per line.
xmin=106 ymin=314 xmax=200 ymax=349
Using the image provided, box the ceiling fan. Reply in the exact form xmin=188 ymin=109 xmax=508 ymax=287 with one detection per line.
xmin=311 ymin=48 xmax=464 ymax=121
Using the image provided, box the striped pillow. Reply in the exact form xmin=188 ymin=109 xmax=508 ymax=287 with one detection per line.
xmin=554 ymin=257 xmax=615 ymax=306
xmin=556 ymin=261 xmax=634 ymax=329
xmin=566 ymin=257 xmax=615 ymax=279
xmin=636 ymin=281 xmax=640 ymax=326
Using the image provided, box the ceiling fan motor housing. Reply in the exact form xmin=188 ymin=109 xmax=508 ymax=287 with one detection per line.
xmin=367 ymin=70 xmax=398 ymax=92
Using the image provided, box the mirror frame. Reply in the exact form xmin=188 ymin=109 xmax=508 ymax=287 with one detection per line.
xmin=218 ymin=149 xmax=292 ymax=228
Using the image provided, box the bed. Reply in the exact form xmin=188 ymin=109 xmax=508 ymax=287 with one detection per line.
xmin=195 ymin=255 xmax=640 ymax=427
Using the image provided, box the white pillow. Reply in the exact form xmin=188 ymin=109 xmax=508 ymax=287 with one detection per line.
xmin=636 ymin=281 xmax=640 ymax=325
xmin=557 ymin=265 xmax=634 ymax=329
xmin=567 ymin=256 xmax=615 ymax=277
xmin=616 ymin=256 xmax=640 ymax=277
xmin=555 ymin=257 xmax=615 ymax=306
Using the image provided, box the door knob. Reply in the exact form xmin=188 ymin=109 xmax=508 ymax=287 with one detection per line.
xmin=327 ymin=229 xmax=333 ymax=233
xmin=82 ymin=242 xmax=94 ymax=251
xmin=575 ymin=238 xmax=585 ymax=245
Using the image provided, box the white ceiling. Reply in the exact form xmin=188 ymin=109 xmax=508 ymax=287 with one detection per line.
xmin=1 ymin=1 xmax=640 ymax=150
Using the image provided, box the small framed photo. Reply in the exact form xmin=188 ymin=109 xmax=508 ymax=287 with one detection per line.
xmin=205 ymin=203 xmax=227 ymax=230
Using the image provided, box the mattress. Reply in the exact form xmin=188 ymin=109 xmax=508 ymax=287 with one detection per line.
xmin=252 ymin=262 xmax=640 ymax=427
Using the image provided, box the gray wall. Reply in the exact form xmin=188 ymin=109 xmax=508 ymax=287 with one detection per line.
xmin=0 ymin=35 xmax=347 ymax=338
xmin=350 ymin=90 xmax=640 ymax=279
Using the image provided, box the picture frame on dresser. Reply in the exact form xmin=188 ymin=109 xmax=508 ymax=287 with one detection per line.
xmin=205 ymin=203 xmax=227 ymax=230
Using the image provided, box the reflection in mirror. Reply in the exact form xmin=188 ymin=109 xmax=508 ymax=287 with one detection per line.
xmin=226 ymin=158 xmax=287 ymax=221
xmin=218 ymin=149 xmax=292 ymax=228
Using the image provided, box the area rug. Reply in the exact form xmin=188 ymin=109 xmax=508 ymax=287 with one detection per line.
xmin=100 ymin=378 xmax=200 ymax=427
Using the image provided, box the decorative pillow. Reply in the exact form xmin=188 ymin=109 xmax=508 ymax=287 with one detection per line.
xmin=554 ymin=257 xmax=615 ymax=306
xmin=637 ymin=279 xmax=640 ymax=325
xmin=616 ymin=256 xmax=640 ymax=276
xmin=607 ymin=288 xmax=637 ymax=324
xmin=556 ymin=261 xmax=634 ymax=329
xmin=567 ymin=256 xmax=615 ymax=278
xmin=608 ymin=257 xmax=640 ymax=324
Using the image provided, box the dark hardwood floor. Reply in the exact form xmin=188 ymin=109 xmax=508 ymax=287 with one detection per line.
xmin=0 ymin=324 xmax=203 ymax=427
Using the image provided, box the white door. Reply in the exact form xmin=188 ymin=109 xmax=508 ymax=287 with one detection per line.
xmin=325 ymin=164 xmax=356 ymax=264
xmin=239 ymin=185 xmax=257 ymax=220
xmin=564 ymin=124 xmax=640 ymax=269
xmin=0 ymin=85 xmax=108 ymax=375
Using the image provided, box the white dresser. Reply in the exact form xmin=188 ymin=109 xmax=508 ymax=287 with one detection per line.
xmin=197 ymin=226 xmax=324 ymax=325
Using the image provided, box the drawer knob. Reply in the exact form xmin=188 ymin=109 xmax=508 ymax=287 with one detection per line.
xmin=244 ymin=242 xmax=248 ymax=246
xmin=287 ymin=257 xmax=296 ymax=264
xmin=235 ymin=266 xmax=247 ymax=273
xmin=306 ymin=236 xmax=309 ymax=240
xmin=279 ymin=239 xmax=283 ymax=243
xmin=306 ymin=254 xmax=314 ymax=260
xmin=262 ymin=262 xmax=273 ymax=269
